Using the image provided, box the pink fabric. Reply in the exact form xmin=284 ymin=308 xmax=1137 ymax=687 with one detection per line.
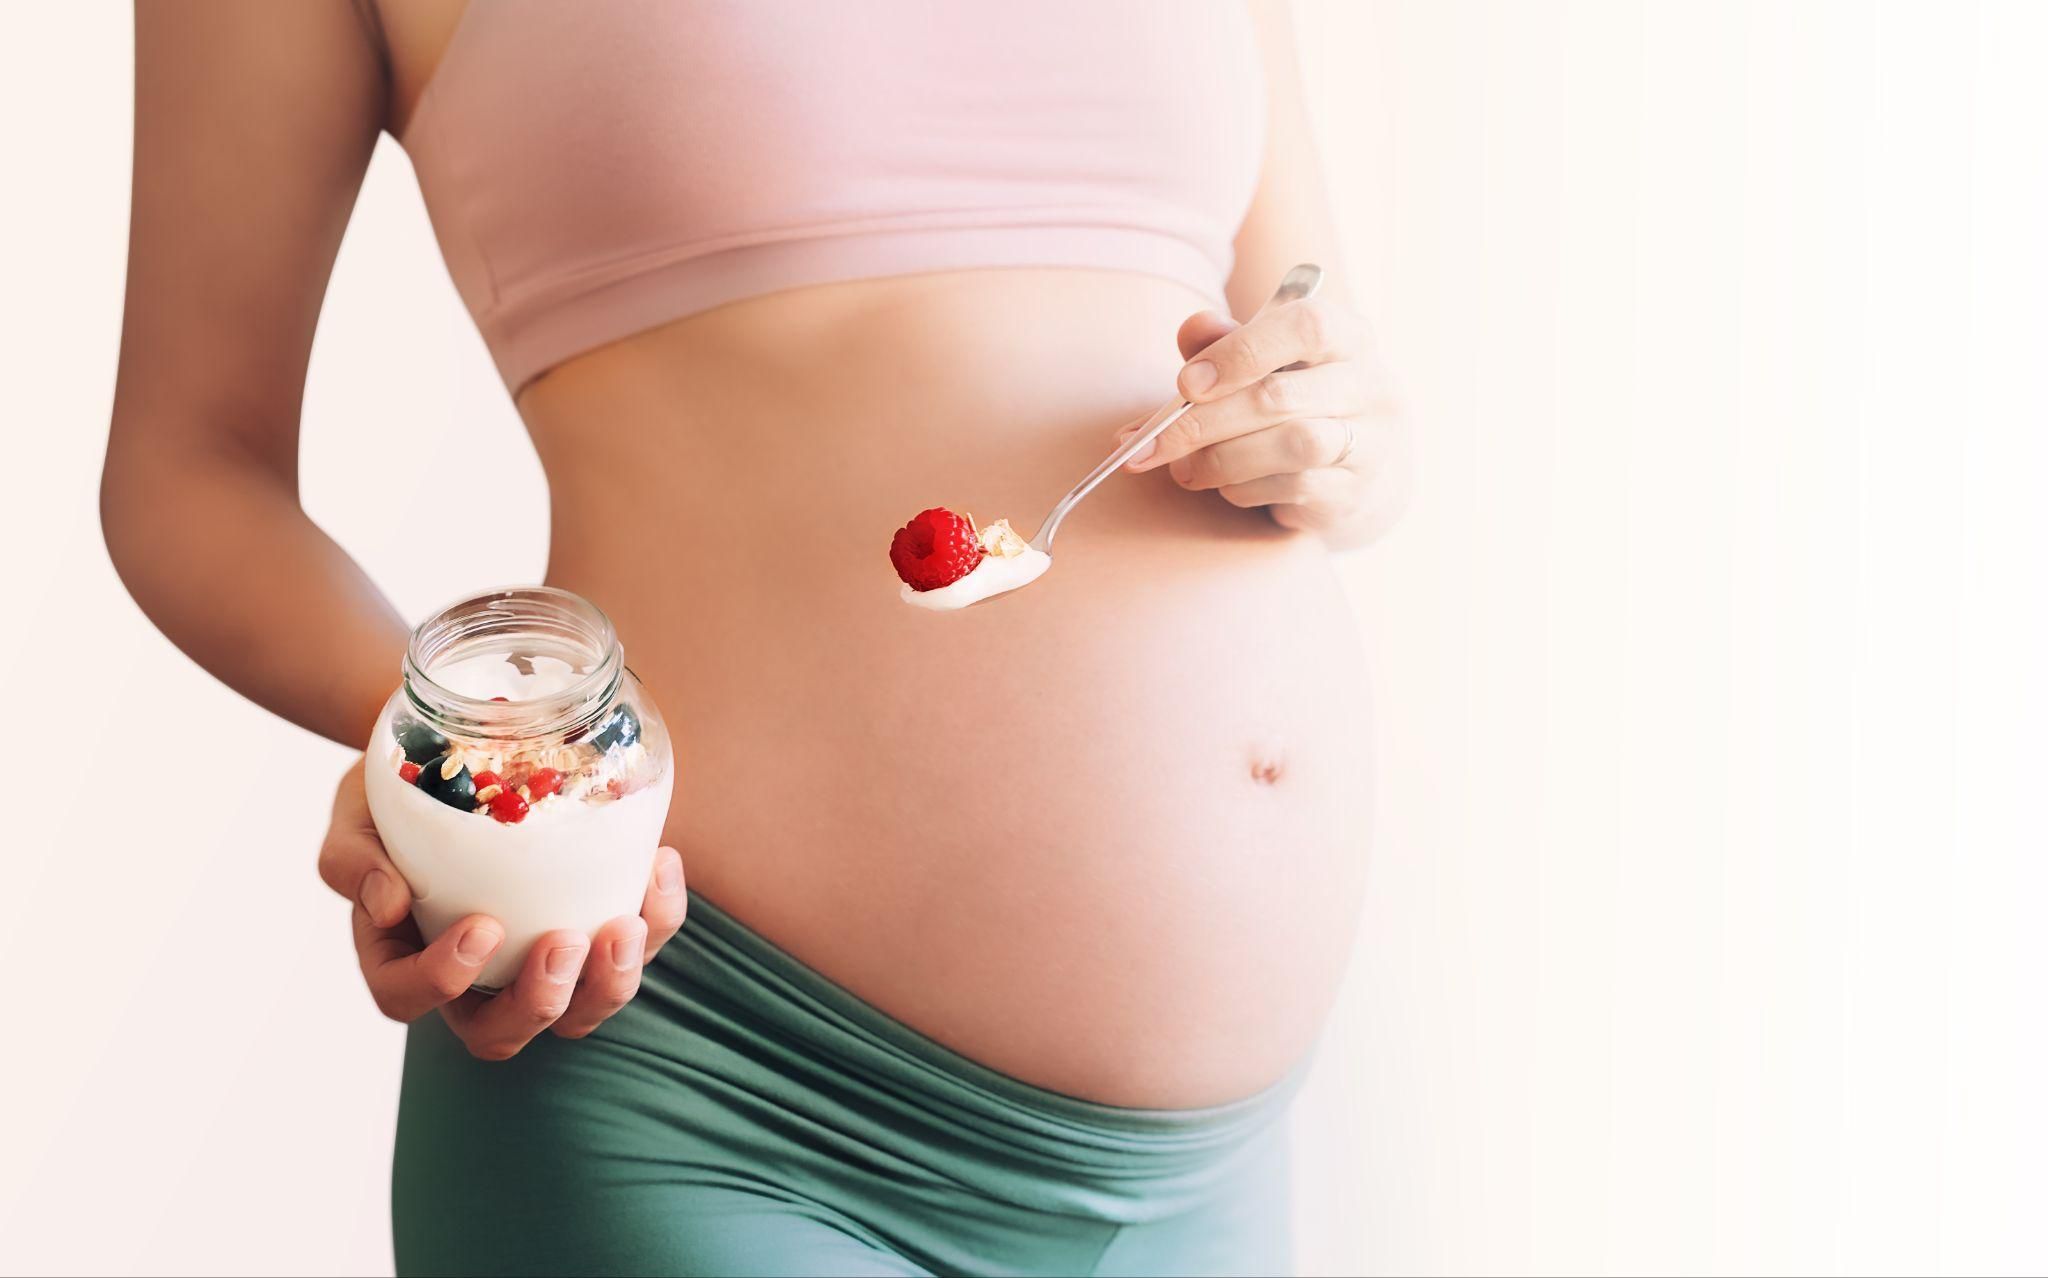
xmin=400 ymin=0 xmax=1266 ymax=392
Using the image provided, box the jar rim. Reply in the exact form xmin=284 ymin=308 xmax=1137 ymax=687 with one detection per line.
xmin=401 ymin=585 xmax=624 ymax=741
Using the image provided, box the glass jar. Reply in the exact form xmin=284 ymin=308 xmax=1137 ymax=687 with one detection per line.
xmin=363 ymin=587 xmax=674 ymax=991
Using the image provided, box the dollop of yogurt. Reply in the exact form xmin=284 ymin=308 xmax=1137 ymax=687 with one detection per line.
xmin=901 ymin=518 xmax=1050 ymax=611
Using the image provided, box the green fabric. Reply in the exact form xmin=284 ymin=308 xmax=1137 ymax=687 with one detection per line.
xmin=392 ymin=892 xmax=1299 ymax=1276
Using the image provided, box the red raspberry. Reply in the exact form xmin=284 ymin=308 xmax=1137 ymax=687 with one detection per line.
xmin=487 ymin=788 xmax=530 ymax=824
xmin=527 ymin=767 xmax=563 ymax=800
xmin=889 ymin=507 xmax=984 ymax=591
xmin=471 ymin=771 xmax=502 ymax=791
xmin=398 ymin=761 xmax=421 ymax=784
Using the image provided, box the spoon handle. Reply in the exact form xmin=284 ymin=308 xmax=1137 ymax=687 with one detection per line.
xmin=1026 ymin=399 xmax=1193 ymax=554
xmin=1026 ymin=264 xmax=1324 ymax=555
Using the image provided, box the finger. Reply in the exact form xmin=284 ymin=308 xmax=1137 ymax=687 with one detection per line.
xmin=353 ymin=907 xmax=504 ymax=1023
xmin=318 ymin=758 xmax=411 ymax=929
xmin=1129 ymin=362 xmax=1364 ymax=471
xmin=1176 ymin=309 xmax=1238 ymax=361
xmin=440 ymin=930 xmax=588 ymax=1061
xmin=641 ymin=846 xmax=688 ymax=961
xmin=1216 ymin=467 xmax=1365 ymax=515
xmin=1271 ymin=422 xmax=1417 ymax=541
xmin=552 ymin=917 xmax=648 ymax=1040
xmin=1175 ymin=298 xmax=1358 ymax=403
xmin=1168 ymin=418 xmax=1358 ymax=492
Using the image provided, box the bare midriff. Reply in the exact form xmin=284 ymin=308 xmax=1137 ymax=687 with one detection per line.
xmin=518 ymin=270 xmax=1372 ymax=1108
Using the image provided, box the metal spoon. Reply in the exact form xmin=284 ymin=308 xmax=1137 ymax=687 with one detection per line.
xmin=1025 ymin=262 xmax=1324 ymax=556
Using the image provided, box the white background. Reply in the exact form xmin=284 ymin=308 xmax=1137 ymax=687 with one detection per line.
xmin=4 ymin=2 xmax=2045 ymax=1274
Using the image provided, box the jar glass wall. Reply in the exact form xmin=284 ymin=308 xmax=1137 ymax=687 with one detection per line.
xmin=363 ymin=587 xmax=674 ymax=991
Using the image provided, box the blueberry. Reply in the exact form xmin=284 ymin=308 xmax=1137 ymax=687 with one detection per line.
xmin=591 ymin=703 xmax=641 ymax=751
xmin=395 ymin=718 xmax=448 ymax=766
xmin=414 ymin=754 xmax=476 ymax=810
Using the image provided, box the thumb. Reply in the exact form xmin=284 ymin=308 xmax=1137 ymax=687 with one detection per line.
xmin=1177 ymin=310 xmax=1239 ymax=362
xmin=1113 ymin=311 xmax=1242 ymax=445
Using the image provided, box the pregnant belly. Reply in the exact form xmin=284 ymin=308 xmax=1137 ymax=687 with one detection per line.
xmin=521 ymin=271 xmax=1373 ymax=1107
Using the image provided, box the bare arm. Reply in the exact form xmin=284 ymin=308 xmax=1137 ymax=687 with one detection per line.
xmin=104 ymin=0 xmax=403 ymax=748
xmin=1227 ymin=0 xmax=1351 ymax=317
xmin=1121 ymin=0 xmax=1411 ymax=549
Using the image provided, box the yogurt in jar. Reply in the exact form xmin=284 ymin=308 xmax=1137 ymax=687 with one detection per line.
xmin=363 ymin=587 xmax=674 ymax=991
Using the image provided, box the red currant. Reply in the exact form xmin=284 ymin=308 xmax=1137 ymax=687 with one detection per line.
xmin=490 ymin=696 xmax=510 ymax=703
xmin=471 ymin=771 xmax=502 ymax=791
xmin=527 ymin=767 xmax=563 ymax=800
xmin=398 ymin=761 xmax=421 ymax=784
xmin=487 ymin=789 xmax=530 ymax=824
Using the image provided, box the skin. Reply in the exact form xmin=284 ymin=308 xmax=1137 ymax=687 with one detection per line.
xmin=105 ymin=0 xmax=1411 ymax=1102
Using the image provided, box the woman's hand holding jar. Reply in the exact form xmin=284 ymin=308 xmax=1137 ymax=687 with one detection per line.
xmin=318 ymin=761 xmax=687 ymax=1057
xmin=316 ymin=587 xmax=685 ymax=1060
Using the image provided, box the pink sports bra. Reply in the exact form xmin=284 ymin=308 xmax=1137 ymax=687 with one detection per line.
xmin=397 ymin=0 xmax=1267 ymax=393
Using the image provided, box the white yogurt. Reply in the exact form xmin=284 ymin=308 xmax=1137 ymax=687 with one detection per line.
xmin=363 ymin=701 xmax=672 ymax=991
xmin=900 ymin=547 xmax=1051 ymax=611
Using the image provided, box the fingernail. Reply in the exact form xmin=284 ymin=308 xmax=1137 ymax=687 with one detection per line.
xmin=456 ymin=923 xmax=499 ymax=965
xmin=1169 ymin=457 xmax=1193 ymax=486
xmin=656 ymin=853 xmax=682 ymax=894
xmin=360 ymin=869 xmax=401 ymax=922
xmin=1124 ymin=438 xmax=1158 ymax=469
xmin=1180 ymin=361 xmax=1218 ymax=396
xmin=610 ymin=929 xmax=646 ymax=970
xmin=546 ymin=944 xmax=587 ymax=981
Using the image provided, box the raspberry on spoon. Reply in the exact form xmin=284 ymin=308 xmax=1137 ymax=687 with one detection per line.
xmin=889 ymin=507 xmax=985 ymax=591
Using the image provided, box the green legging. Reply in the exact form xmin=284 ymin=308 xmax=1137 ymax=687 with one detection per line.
xmin=392 ymin=893 xmax=1299 ymax=1276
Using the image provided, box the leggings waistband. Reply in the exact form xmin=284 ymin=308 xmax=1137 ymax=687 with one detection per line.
xmin=647 ymin=891 xmax=1304 ymax=1222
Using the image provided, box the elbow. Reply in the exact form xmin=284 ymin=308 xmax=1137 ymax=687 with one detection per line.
xmin=98 ymin=440 xmax=140 ymax=586
xmin=98 ymin=429 xmax=165 ymax=599
xmin=99 ymin=425 xmax=301 ymax=605
xmin=99 ymin=424 xmax=187 ymax=604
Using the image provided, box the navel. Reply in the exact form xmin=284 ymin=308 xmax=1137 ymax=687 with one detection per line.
xmin=1249 ymin=753 xmax=1287 ymax=787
